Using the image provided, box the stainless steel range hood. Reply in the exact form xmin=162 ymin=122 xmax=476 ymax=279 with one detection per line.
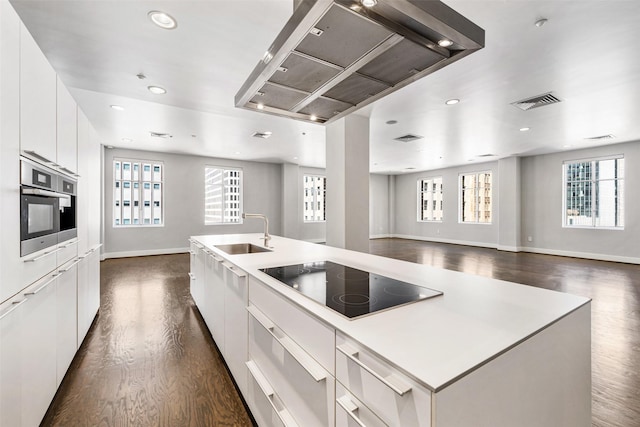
xmin=235 ymin=0 xmax=484 ymax=124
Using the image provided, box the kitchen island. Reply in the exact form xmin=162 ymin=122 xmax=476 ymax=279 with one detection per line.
xmin=189 ymin=233 xmax=591 ymax=427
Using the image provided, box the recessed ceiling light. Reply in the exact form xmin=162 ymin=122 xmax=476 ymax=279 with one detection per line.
xmin=445 ymin=98 xmax=460 ymax=105
xmin=148 ymin=86 xmax=166 ymax=95
xmin=122 ymin=138 xmax=133 ymax=143
xmin=293 ymin=157 xmax=298 ymax=160
xmin=148 ymin=11 xmax=177 ymax=30
xmin=562 ymin=144 xmax=572 ymax=149
xmin=519 ymin=127 xmax=530 ymax=132
xmin=310 ymin=114 xmax=318 ymax=121
xmin=361 ymin=0 xmax=377 ymax=7
xmin=438 ymin=39 xmax=453 ymax=47
xmin=234 ymin=151 xmax=241 ymax=155
xmin=257 ymin=103 xmax=265 ymax=110
xmin=105 ymin=145 xmax=114 ymax=149
xmin=110 ymin=105 xmax=124 ymax=111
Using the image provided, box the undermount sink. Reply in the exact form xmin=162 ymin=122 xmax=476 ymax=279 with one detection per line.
xmin=215 ymin=243 xmax=272 ymax=255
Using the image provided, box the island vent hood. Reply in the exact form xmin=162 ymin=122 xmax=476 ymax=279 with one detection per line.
xmin=235 ymin=0 xmax=484 ymax=124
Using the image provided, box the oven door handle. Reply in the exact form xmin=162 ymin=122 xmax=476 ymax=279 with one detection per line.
xmin=22 ymin=188 xmax=70 ymax=199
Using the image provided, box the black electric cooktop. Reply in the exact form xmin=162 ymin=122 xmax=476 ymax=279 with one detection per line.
xmin=260 ymin=261 xmax=442 ymax=319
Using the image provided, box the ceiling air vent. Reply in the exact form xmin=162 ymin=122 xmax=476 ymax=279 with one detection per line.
xmin=585 ymin=134 xmax=615 ymax=140
xmin=477 ymin=153 xmax=496 ymax=158
xmin=394 ymin=134 xmax=423 ymax=143
xmin=150 ymin=131 xmax=172 ymax=138
xmin=511 ymin=92 xmax=561 ymax=111
xmin=252 ymin=131 xmax=273 ymax=139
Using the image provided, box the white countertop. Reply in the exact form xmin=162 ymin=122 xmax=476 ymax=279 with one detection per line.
xmin=191 ymin=233 xmax=590 ymax=392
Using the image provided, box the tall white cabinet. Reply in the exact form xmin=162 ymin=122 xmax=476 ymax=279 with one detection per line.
xmin=0 ymin=2 xmax=103 ymax=425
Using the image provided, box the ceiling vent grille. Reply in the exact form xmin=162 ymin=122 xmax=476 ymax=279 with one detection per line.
xmin=252 ymin=131 xmax=273 ymax=139
xmin=150 ymin=131 xmax=172 ymax=138
xmin=585 ymin=134 xmax=615 ymax=140
xmin=477 ymin=153 xmax=496 ymax=158
xmin=394 ymin=134 xmax=423 ymax=143
xmin=511 ymin=92 xmax=561 ymax=111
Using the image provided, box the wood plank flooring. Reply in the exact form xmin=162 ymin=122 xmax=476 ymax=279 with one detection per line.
xmin=42 ymin=254 xmax=254 ymax=427
xmin=43 ymin=239 xmax=640 ymax=426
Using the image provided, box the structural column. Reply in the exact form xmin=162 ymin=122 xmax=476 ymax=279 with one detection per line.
xmin=281 ymin=163 xmax=300 ymax=239
xmin=326 ymin=115 xmax=369 ymax=252
xmin=497 ymin=156 xmax=521 ymax=251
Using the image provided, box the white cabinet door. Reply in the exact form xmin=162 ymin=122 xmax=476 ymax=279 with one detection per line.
xmin=20 ymin=272 xmax=58 ymax=427
xmin=77 ymin=248 xmax=100 ymax=345
xmin=56 ymin=258 xmax=79 ymax=386
xmin=20 ymin=23 xmax=57 ymax=164
xmin=75 ymin=109 xmax=90 ymax=255
xmin=56 ymin=76 xmax=78 ymax=175
xmin=223 ymin=261 xmax=248 ymax=395
xmin=87 ymin=125 xmax=101 ymax=248
xmin=209 ymin=253 xmax=226 ymax=352
xmin=0 ymin=0 xmax=21 ymax=303
xmin=0 ymin=295 xmax=28 ymax=426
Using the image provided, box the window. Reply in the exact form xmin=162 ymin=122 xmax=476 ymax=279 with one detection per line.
xmin=563 ymin=156 xmax=624 ymax=228
xmin=114 ymin=158 xmax=163 ymax=226
xmin=205 ymin=167 xmax=243 ymax=224
xmin=303 ymin=175 xmax=326 ymax=222
xmin=459 ymin=171 xmax=492 ymax=223
xmin=417 ymin=177 xmax=443 ymax=221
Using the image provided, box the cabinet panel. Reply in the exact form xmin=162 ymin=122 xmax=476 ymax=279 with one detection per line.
xmin=57 ymin=238 xmax=79 ymax=266
xmin=248 ymin=304 xmax=335 ymax=427
xmin=246 ymin=361 xmax=297 ymax=427
xmin=335 ymin=332 xmax=431 ymax=427
xmin=20 ymin=272 xmax=58 ymax=427
xmin=336 ymin=383 xmax=387 ymax=427
xmin=77 ymin=248 xmax=100 ymax=345
xmin=56 ymin=259 xmax=79 ymax=386
xmin=56 ymin=76 xmax=78 ymax=174
xmin=20 ymin=24 xmax=57 ymax=163
xmin=0 ymin=295 xmax=27 ymax=426
xmin=203 ymin=251 xmax=225 ymax=348
xmin=223 ymin=261 xmax=248 ymax=395
xmin=87 ymin=125 xmax=101 ymax=248
xmin=0 ymin=0 xmax=21 ymax=303
xmin=75 ymin=109 xmax=90 ymax=255
xmin=249 ymin=276 xmax=335 ymax=373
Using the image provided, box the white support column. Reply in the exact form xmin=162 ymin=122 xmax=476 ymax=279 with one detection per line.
xmin=498 ymin=156 xmax=521 ymax=251
xmin=281 ymin=163 xmax=300 ymax=239
xmin=326 ymin=115 xmax=370 ymax=252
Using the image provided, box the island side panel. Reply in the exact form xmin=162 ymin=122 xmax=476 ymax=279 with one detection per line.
xmin=433 ymin=302 xmax=591 ymax=427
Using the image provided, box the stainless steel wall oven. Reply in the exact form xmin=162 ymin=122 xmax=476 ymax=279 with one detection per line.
xmin=20 ymin=158 xmax=77 ymax=257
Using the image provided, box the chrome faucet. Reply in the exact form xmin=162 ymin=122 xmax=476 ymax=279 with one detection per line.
xmin=242 ymin=213 xmax=271 ymax=247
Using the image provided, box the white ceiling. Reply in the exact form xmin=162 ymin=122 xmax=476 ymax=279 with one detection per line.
xmin=10 ymin=0 xmax=640 ymax=174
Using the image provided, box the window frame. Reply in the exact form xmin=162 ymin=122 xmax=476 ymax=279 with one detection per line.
xmin=416 ymin=176 xmax=443 ymax=222
xmin=204 ymin=165 xmax=244 ymax=226
xmin=458 ymin=170 xmax=493 ymax=224
xmin=113 ymin=158 xmax=164 ymax=227
xmin=562 ymin=155 xmax=624 ymax=230
xmin=303 ymin=174 xmax=326 ymax=223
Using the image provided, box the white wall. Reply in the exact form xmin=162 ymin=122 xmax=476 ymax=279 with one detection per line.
xmin=103 ymin=148 xmax=283 ymax=258
xmin=520 ymin=141 xmax=639 ymax=263
xmin=392 ymin=161 xmax=500 ymax=247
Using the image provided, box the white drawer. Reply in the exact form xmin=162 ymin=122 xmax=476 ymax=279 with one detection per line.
xmin=249 ymin=276 xmax=335 ymax=372
xmin=246 ymin=360 xmax=299 ymax=427
xmin=336 ymin=382 xmax=388 ymax=427
xmin=248 ymin=304 xmax=335 ymax=427
xmin=336 ymin=332 xmax=431 ymax=427
xmin=20 ymin=246 xmax=58 ymax=290
xmin=56 ymin=238 xmax=78 ymax=265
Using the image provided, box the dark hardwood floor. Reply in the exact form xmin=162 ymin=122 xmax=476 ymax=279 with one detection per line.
xmin=43 ymin=239 xmax=640 ymax=426
xmin=369 ymin=238 xmax=640 ymax=427
xmin=42 ymin=254 xmax=254 ymax=427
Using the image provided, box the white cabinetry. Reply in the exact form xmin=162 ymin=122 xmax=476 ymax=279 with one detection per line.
xmin=189 ymin=241 xmax=206 ymax=308
xmin=336 ymin=332 xmax=431 ymax=427
xmin=19 ymin=271 xmax=59 ymax=426
xmin=56 ymin=257 xmax=80 ymax=386
xmin=77 ymin=247 xmax=100 ymax=345
xmin=56 ymin=76 xmax=78 ymax=175
xmin=19 ymin=23 xmax=57 ymax=164
xmin=203 ymin=250 xmax=225 ymax=347
xmin=0 ymin=294 xmax=27 ymax=426
xmin=223 ymin=261 xmax=249 ymax=395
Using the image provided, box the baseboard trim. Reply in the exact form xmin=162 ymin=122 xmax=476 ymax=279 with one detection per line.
xmin=103 ymin=247 xmax=189 ymax=259
xmin=521 ymin=246 xmax=640 ymax=265
xmin=370 ymin=234 xmax=393 ymax=239
xmin=303 ymin=238 xmax=326 ymax=243
xmin=497 ymin=245 xmax=519 ymax=252
xmin=391 ymin=234 xmax=499 ymax=249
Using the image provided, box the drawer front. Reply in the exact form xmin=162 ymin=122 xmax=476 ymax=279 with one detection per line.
xmin=56 ymin=239 xmax=78 ymax=265
xmin=336 ymin=383 xmax=388 ymax=427
xmin=21 ymin=246 xmax=58 ymax=290
xmin=249 ymin=276 xmax=335 ymax=372
xmin=248 ymin=304 xmax=335 ymax=427
xmin=336 ymin=332 xmax=431 ymax=427
xmin=246 ymin=361 xmax=298 ymax=427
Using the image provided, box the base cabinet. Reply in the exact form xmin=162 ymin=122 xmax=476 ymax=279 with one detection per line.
xmin=223 ymin=261 xmax=248 ymax=396
xmin=77 ymin=247 xmax=100 ymax=346
xmin=56 ymin=258 xmax=80 ymax=386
